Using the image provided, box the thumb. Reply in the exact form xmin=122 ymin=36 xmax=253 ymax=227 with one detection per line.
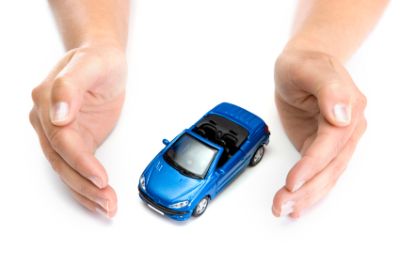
xmin=316 ymin=80 xmax=355 ymax=127
xmin=49 ymin=52 xmax=105 ymax=126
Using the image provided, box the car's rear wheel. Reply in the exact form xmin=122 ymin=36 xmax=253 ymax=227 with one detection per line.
xmin=192 ymin=197 xmax=209 ymax=217
xmin=250 ymin=145 xmax=264 ymax=166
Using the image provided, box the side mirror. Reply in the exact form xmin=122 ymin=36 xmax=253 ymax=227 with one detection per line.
xmin=162 ymin=139 xmax=170 ymax=146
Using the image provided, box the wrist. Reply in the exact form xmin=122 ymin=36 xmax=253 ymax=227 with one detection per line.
xmin=69 ymin=41 xmax=127 ymax=79
xmin=72 ymin=38 xmax=127 ymax=68
xmin=79 ymin=36 xmax=126 ymax=54
xmin=283 ymin=35 xmax=342 ymax=62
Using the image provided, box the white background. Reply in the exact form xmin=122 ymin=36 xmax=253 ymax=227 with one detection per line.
xmin=0 ymin=1 xmax=399 ymax=264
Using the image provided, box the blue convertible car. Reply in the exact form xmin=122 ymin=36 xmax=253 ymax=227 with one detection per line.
xmin=138 ymin=102 xmax=270 ymax=221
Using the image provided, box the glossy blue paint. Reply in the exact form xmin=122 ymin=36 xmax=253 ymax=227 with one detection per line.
xmin=138 ymin=102 xmax=270 ymax=221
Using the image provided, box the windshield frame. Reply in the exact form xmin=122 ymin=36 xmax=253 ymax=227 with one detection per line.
xmin=163 ymin=133 xmax=219 ymax=179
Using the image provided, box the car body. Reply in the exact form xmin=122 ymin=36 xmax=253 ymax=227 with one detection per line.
xmin=138 ymin=102 xmax=270 ymax=221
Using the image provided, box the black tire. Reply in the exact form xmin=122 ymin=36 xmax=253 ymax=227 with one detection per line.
xmin=192 ymin=196 xmax=209 ymax=217
xmin=249 ymin=145 xmax=264 ymax=167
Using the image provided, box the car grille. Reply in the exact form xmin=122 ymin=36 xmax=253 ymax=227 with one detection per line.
xmin=138 ymin=188 xmax=189 ymax=215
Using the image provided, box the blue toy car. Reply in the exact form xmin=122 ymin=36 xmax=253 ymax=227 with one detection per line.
xmin=138 ymin=102 xmax=270 ymax=221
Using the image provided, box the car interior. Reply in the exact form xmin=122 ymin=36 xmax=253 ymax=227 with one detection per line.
xmin=192 ymin=114 xmax=249 ymax=167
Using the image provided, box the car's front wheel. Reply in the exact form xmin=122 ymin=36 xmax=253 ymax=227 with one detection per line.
xmin=192 ymin=196 xmax=209 ymax=217
xmin=249 ymin=145 xmax=264 ymax=166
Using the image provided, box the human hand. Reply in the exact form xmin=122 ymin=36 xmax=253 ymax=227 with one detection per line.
xmin=30 ymin=44 xmax=126 ymax=218
xmin=272 ymin=49 xmax=367 ymax=218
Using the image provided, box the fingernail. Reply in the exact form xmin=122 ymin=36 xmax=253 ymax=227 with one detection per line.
xmin=333 ymin=104 xmax=351 ymax=124
xmin=95 ymin=207 xmax=110 ymax=218
xmin=292 ymin=180 xmax=305 ymax=192
xmin=280 ymin=200 xmax=295 ymax=217
xmin=51 ymin=101 xmax=69 ymax=123
xmin=95 ymin=198 xmax=109 ymax=212
xmin=88 ymin=176 xmax=103 ymax=189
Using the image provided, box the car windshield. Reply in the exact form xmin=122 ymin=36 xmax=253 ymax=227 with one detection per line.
xmin=163 ymin=134 xmax=218 ymax=179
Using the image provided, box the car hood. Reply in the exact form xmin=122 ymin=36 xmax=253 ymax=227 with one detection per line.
xmin=145 ymin=157 xmax=204 ymax=202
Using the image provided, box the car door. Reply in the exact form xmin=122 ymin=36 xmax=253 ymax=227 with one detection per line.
xmin=216 ymin=149 xmax=247 ymax=192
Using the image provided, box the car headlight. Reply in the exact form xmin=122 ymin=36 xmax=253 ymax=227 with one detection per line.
xmin=140 ymin=175 xmax=146 ymax=191
xmin=169 ymin=200 xmax=189 ymax=209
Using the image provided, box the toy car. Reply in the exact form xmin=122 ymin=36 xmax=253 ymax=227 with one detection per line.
xmin=138 ymin=102 xmax=270 ymax=221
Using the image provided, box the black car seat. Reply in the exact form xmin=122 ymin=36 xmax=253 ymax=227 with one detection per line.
xmin=222 ymin=133 xmax=238 ymax=156
xmin=200 ymin=124 xmax=217 ymax=141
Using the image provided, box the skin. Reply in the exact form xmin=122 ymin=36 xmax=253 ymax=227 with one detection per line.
xmin=30 ymin=0 xmax=388 ymax=219
xmin=272 ymin=0 xmax=389 ymax=218
xmin=30 ymin=0 xmax=129 ymax=218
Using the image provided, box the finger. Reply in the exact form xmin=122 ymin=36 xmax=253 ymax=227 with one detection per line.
xmin=298 ymin=54 xmax=363 ymax=127
xmin=70 ymin=189 xmax=116 ymax=218
xmin=316 ymin=80 xmax=354 ymax=126
xmin=33 ymin=81 xmax=108 ymax=188
xmin=289 ymin=118 xmax=367 ymax=218
xmin=46 ymin=126 xmax=108 ymax=189
xmin=285 ymin=94 xmax=366 ymax=193
xmin=30 ymin=110 xmax=117 ymax=216
xmin=273 ymin=118 xmax=367 ymax=218
xmin=49 ymin=51 xmax=106 ymax=126
xmin=285 ymin=119 xmax=353 ymax=192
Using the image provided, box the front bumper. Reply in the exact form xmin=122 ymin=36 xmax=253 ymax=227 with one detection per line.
xmin=138 ymin=187 xmax=191 ymax=221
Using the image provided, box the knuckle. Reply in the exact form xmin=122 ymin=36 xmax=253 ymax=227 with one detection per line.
xmin=29 ymin=110 xmax=36 ymax=126
xmin=358 ymin=93 xmax=368 ymax=109
xmin=274 ymin=53 xmax=289 ymax=74
xmin=31 ymin=85 xmax=43 ymax=104
xmin=274 ymin=52 xmax=302 ymax=85
xmin=52 ymin=75 xmax=81 ymax=102
xmin=53 ymin=76 xmax=73 ymax=94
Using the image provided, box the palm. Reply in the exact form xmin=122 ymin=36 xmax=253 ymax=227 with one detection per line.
xmin=272 ymin=50 xmax=367 ymax=218
xmin=73 ymin=91 xmax=125 ymax=152
xmin=30 ymin=45 xmax=127 ymax=217
xmin=275 ymin=65 xmax=321 ymax=152
xmin=274 ymin=51 xmax=346 ymax=152
xmin=54 ymin=47 xmax=127 ymax=153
